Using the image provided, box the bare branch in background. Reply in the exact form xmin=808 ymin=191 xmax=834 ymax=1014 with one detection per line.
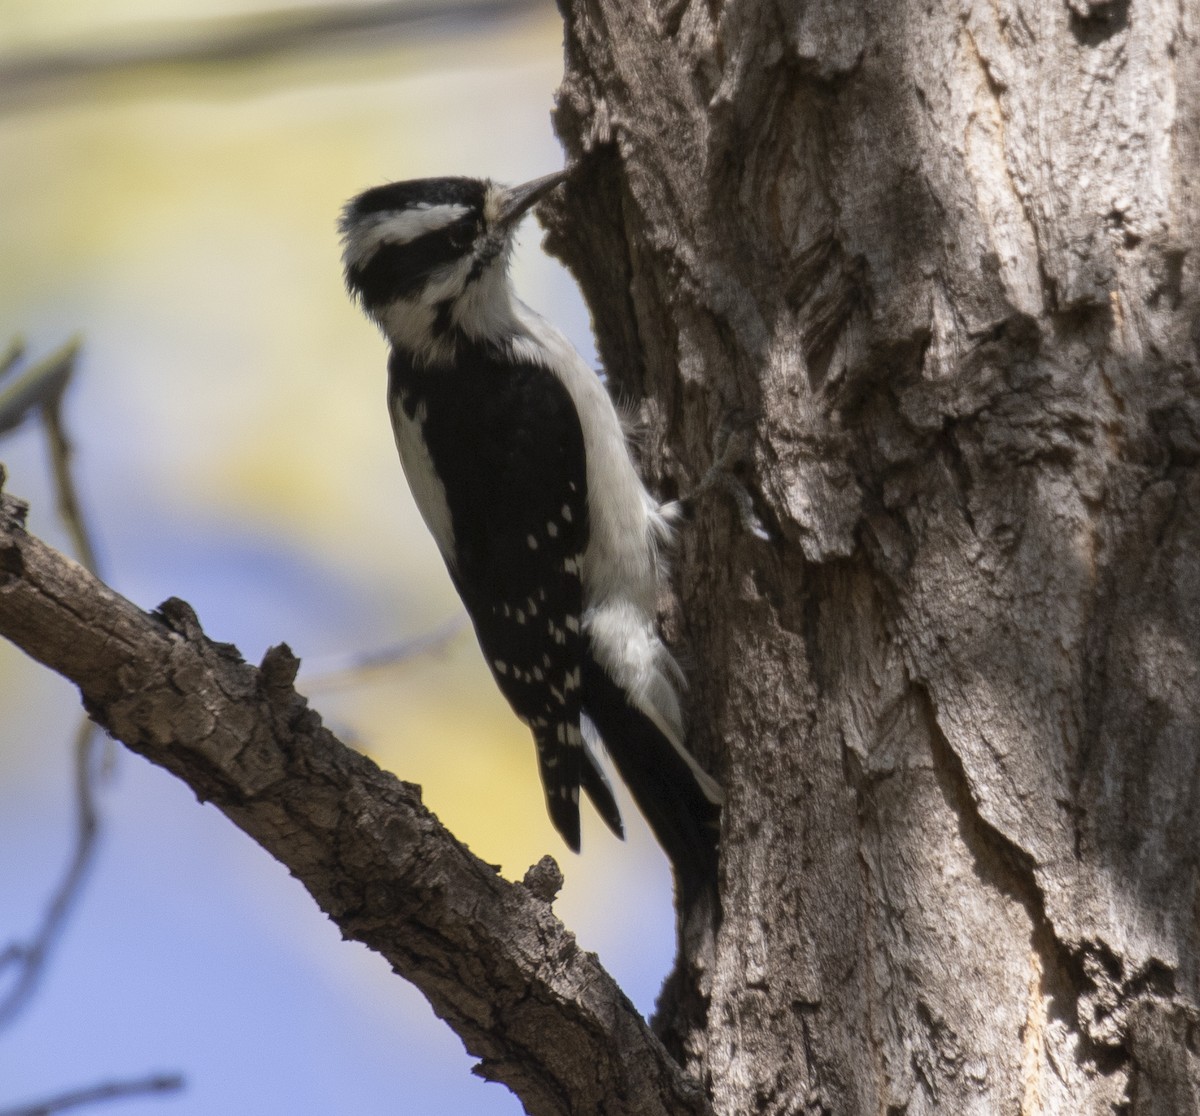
xmin=0 ymin=719 xmax=100 ymax=1031
xmin=0 ymin=340 xmax=103 ymax=1036
xmin=0 ymin=340 xmax=24 ymax=383
xmin=0 ymin=1074 xmax=184 ymax=1116
xmin=0 ymin=0 xmax=544 ymax=115
xmin=39 ymin=376 xmax=97 ymax=576
xmin=0 ymin=347 xmax=166 ymax=1116
xmin=0 ymin=473 xmax=712 ymax=1116
xmin=299 ymin=614 xmax=468 ymax=691
xmin=0 ymin=340 xmax=80 ymax=439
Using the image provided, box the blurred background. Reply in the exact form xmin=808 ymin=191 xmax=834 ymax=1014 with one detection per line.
xmin=0 ymin=2 xmax=678 ymax=1112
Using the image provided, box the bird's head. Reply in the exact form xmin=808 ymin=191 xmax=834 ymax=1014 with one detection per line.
xmin=340 ymin=171 xmax=566 ymax=361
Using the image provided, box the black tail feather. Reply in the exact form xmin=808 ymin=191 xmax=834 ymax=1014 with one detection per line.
xmin=534 ymin=728 xmax=581 ymax=852
xmin=535 ymin=724 xmax=625 ymax=851
xmin=581 ymin=750 xmax=625 ymax=839
xmin=581 ymin=654 xmax=720 ymax=906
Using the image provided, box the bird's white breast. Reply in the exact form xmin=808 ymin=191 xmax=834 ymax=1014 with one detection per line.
xmin=507 ymin=303 xmax=667 ymax=613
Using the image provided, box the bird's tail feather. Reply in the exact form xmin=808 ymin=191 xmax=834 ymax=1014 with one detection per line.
xmin=533 ymin=726 xmax=582 ymax=853
xmin=581 ymin=748 xmax=624 ymax=839
xmin=581 ymin=653 xmax=721 ymax=906
xmin=535 ymin=723 xmax=624 ymax=852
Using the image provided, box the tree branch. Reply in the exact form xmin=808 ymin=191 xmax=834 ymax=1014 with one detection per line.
xmin=0 ymin=718 xmax=101 ymax=1031
xmin=0 ymin=1074 xmax=183 ymax=1116
xmin=0 ymin=467 xmax=711 ymax=1116
xmin=0 ymin=343 xmax=109 ymax=1034
xmin=0 ymin=0 xmax=544 ymax=116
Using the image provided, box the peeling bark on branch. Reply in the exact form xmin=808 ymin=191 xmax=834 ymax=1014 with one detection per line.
xmin=0 ymin=474 xmax=711 ymax=1116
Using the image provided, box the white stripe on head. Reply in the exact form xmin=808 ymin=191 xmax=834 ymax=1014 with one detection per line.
xmin=342 ymin=203 xmax=470 ymax=268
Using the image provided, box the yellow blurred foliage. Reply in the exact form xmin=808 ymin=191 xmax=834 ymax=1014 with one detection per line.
xmin=0 ymin=5 xmax=653 ymax=909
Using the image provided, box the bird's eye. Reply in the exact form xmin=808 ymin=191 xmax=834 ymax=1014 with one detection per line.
xmin=448 ymin=219 xmax=479 ymax=251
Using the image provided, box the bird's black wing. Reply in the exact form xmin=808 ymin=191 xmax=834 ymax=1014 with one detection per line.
xmin=389 ymin=343 xmax=621 ymax=850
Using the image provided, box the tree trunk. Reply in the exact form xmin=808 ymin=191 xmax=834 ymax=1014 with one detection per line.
xmin=549 ymin=0 xmax=1200 ymax=1112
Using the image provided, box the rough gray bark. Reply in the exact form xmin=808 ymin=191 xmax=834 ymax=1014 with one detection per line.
xmin=0 ymin=476 xmax=710 ymax=1116
xmin=546 ymin=0 xmax=1200 ymax=1112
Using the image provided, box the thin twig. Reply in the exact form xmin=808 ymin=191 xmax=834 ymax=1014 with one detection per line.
xmin=0 ymin=0 xmax=544 ymax=114
xmin=300 ymin=614 xmax=469 ymax=690
xmin=0 ymin=340 xmax=100 ymax=1033
xmin=41 ymin=388 xmax=98 ymax=576
xmin=0 ymin=340 xmax=79 ymax=439
xmin=0 ymin=1074 xmax=184 ymax=1116
xmin=0 ymin=338 xmax=24 ymax=383
xmin=0 ymin=718 xmax=101 ymax=1031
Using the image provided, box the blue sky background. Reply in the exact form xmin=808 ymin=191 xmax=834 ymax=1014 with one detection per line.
xmin=0 ymin=4 xmax=679 ymax=1112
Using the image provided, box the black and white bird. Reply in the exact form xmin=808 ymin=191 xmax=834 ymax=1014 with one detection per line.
xmin=339 ymin=171 xmax=721 ymax=899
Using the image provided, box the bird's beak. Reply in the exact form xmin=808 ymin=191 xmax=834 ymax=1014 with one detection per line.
xmin=495 ymin=170 xmax=569 ymax=229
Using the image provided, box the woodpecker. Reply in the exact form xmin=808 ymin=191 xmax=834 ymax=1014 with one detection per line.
xmin=339 ymin=171 xmax=721 ymax=899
